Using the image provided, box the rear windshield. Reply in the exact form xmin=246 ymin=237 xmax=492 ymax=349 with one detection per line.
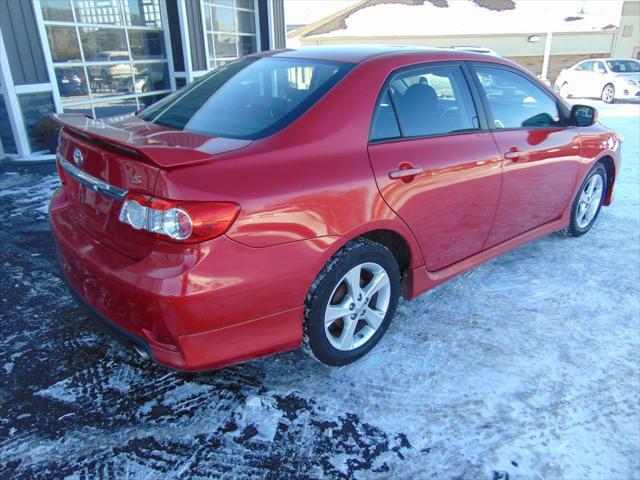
xmin=139 ymin=57 xmax=353 ymax=139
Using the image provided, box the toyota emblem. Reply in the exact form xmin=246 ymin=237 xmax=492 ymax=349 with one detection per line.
xmin=73 ymin=148 xmax=84 ymax=167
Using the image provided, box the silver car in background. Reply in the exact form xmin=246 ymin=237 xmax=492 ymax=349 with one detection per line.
xmin=556 ymin=58 xmax=640 ymax=103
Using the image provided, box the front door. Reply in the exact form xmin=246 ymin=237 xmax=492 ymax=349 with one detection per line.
xmin=367 ymin=63 xmax=502 ymax=271
xmin=470 ymin=64 xmax=581 ymax=247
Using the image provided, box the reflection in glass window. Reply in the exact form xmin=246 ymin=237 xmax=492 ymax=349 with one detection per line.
xmin=237 ymin=10 xmax=255 ymax=33
xmin=212 ymin=6 xmax=236 ymax=32
xmin=40 ymin=0 xmax=74 ymax=21
xmin=79 ymin=27 xmax=129 ymax=61
xmin=0 ymin=96 xmax=18 ymax=154
xmin=474 ymin=66 xmax=560 ymax=129
xmin=123 ymin=0 xmax=163 ymax=28
xmin=93 ymin=98 xmax=138 ymax=118
xmin=387 ymin=65 xmax=478 ymax=138
xmin=75 ymin=0 xmax=123 ymax=25
xmin=55 ymin=67 xmax=89 ymax=101
xmin=63 ymin=104 xmax=93 ymax=117
xmin=19 ymin=93 xmax=56 ymax=152
xmin=214 ymin=34 xmax=238 ymax=58
xmin=40 ymin=0 xmax=171 ymax=119
xmin=238 ymin=36 xmax=256 ymax=57
xmin=128 ymin=30 xmax=165 ymax=59
xmin=203 ymin=1 xmax=258 ymax=69
xmin=139 ymin=58 xmax=350 ymax=139
xmin=134 ymin=63 xmax=169 ymax=92
xmin=87 ymin=64 xmax=134 ymax=97
xmin=139 ymin=93 xmax=168 ymax=109
xmin=236 ymin=0 xmax=254 ymax=9
xmin=46 ymin=26 xmax=82 ymax=63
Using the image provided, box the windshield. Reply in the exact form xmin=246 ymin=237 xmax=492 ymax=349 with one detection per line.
xmin=606 ymin=60 xmax=640 ymax=73
xmin=139 ymin=57 xmax=353 ymax=139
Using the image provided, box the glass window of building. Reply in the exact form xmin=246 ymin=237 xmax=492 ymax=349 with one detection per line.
xmin=41 ymin=0 xmax=171 ymax=119
xmin=202 ymin=0 xmax=259 ymax=70
xmin=0 ymin=95 xmax=18 ymax=155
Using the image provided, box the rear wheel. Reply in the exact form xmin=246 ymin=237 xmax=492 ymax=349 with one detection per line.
xmin=303 ymin=239 xmax=400 ymax=366
xmin=566 ymin=163 xmax=607 ymax=237
xmin=601 ymin=83 xmax=615 ymax=103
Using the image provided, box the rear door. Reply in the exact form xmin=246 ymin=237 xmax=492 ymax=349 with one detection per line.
xmin=367 ymin=63 xmax=502 ymax=271
xmin=470 ymin=63 xmax=581 ymax=247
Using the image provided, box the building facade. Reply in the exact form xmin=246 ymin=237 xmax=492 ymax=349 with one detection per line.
xmin=0 ymin=0 xmax=285 ymax=161
xmin=288 ymin=0 xmax=639 ymax=87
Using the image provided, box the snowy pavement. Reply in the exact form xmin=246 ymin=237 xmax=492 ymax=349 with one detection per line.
xmin=0 ymin=101 xmax=639 ymax=479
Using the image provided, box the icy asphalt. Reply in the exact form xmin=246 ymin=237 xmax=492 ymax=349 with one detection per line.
xmin=0 ymin=101 xmax=638 ymax=480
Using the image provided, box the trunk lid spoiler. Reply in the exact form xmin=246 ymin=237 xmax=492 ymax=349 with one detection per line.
xmin=54 ymin=113 xmax=251 ymax=168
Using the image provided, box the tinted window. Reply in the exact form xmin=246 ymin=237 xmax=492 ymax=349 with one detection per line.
xmin=607 ymin=59 xmax=640 ymax=73
xmin=370 ymin=90 xmax=400 ymax=141
xmin=474 ymin=66 xmax=560 ymax=129
xmin=575 ymin=61 xmax=594 ymax=72
xmin=594 ymin=61 xmax=607 ymax=73
xmin=139 ymin=57 xmax=352 ymax=139
xmin=375 ymin=65 xmax=477 ymax=139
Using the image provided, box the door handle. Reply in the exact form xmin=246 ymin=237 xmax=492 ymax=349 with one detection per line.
xmin=503 ymin=150 xmax=524 ymax=161
xmin=389 ymin=165 xmax=423 ymax=181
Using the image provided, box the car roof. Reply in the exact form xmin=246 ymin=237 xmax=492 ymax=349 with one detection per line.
xmin=257 ymin=45 xmax=503 ymax=64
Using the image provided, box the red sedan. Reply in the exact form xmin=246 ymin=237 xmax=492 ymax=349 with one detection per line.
xmin=50 ymin=46 xmax=621 ymax=371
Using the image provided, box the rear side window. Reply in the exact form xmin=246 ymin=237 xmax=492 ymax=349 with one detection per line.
xmin=139 ymin=57 xmax=352 ymax=139
xmin=370 ymin=65 xmax=478 ymax=141
xmin=474 ymin=66 xmax=561 ymax=129
xmin=575 ymin=61 xmax=594 ymax=72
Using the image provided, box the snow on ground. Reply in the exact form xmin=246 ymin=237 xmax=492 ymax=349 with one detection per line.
xmin=0 ymin=101 xmax=638 ymax=479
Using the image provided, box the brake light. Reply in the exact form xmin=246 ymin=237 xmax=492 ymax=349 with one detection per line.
xmin=118 ymin=193 xmax=239 ymax=243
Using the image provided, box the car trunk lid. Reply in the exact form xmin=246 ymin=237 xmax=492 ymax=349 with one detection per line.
xmin=55 ymin=113 xmax=252 ymax=259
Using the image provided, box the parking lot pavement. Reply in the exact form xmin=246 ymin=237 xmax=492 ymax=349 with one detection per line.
xmin=0 ymin=101 xmax=639 ymax=479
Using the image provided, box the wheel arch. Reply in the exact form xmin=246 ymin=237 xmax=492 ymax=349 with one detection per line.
xmin=597 ymin=155 xmax=616 ymax=205
xmin=306 ymin=224 xmax=423 ymax=302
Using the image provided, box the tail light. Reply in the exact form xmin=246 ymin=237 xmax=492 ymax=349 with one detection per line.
xmin=119 ymin=193 xmax=239 ymax=244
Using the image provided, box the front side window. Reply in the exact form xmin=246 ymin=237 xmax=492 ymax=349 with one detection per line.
xmin=607 ymin=59 xmax=640 ymax=73
xmin=139 ymin=57 xmax=352 ymax=139
xmin=371 ymin=65 xmax=478 ymax=141
xmin=474 ymin=66 xmax=561 ymax=129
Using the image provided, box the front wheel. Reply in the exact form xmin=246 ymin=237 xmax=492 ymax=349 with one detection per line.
xmin=303 ymin=239 xmax=400 ymax=366
xmin=566 ymin=163 xmax=607 ymax=237
xmin=560 ymin=82 xmax=571 ymax=99
xmin=601 ymin=84 xmax=615 ymax=103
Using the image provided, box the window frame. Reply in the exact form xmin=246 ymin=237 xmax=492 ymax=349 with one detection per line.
xmin=467 ymin=62 xmax=572 ymax=132
xmin=368 ymin=61 xmax=489 ymax=145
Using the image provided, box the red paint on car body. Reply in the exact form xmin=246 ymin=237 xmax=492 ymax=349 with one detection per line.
xmin=50 ymin=47 xmax=621 ymax=371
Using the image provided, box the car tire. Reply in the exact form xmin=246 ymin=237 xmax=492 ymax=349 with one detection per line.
xmin=303 ymin=238 xmax=401 ymax=366
xmin=565 ymin=163 xmax=607 ymax=237
xmin=601 ymin=83 xmax=615 ymax=103
xmin=560 ymin=82 xmax=571 ymax=99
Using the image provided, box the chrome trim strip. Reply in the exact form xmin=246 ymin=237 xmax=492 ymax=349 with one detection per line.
xmin=57 ymin=153 xmax=128 ymax=201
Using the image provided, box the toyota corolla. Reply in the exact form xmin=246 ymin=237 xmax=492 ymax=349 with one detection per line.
xmin=50 ymin=46 xmax=621 ymax=371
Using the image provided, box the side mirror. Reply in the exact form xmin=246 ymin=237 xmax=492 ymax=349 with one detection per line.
xmin=570 ymin=104 xmax=598 ymax=127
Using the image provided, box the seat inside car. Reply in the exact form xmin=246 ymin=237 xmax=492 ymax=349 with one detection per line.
xmin=396 ymin=83 xmax=439 ymax=137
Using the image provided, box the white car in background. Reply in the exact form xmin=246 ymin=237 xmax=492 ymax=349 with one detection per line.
xmin=556 ymin=58 xmax=640 ymax=103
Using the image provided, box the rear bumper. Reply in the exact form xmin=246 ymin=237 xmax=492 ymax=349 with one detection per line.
xmin=49 ymin=186 xmax=329 ymax=371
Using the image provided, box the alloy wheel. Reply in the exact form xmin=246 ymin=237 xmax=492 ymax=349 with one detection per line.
xmin=602 ymin=85 xmax=615 ymax=103
xmin=324 ymin=262 xmax=391 ymax=351
xmin=576 ymin=174 xmax=604 ymax=229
